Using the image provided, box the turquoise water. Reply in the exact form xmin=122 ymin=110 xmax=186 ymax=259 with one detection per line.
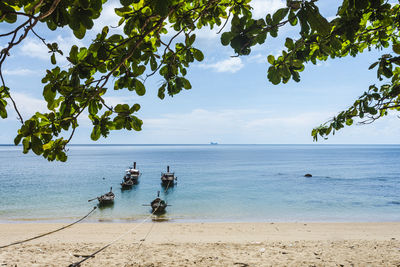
xmin=0 ymin=144 xmax=400 ymax=222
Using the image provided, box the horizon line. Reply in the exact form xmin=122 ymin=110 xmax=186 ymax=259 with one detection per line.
xmin=1 ymin=143 xmax=400 ymax=146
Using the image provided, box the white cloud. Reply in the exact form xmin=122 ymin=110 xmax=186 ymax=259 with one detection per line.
xmin=102 ymin=96 xmax=133 ymax=107
xmin=6 ymin=92 xmax=47 ymax=119
xmin=199 ymin=57 xmax=244 ymax=73
xmin=194 ymin=27 xmax=220 ymax=40
xmin=250 ymin=0 xmax=286 ymax=19
xmin=247 ymin=53 xmax=267 ymax=64
xmin=316 ymin=61 xmax=331 ymax=67
xmin=91 ymin=0 xmax=123 ymax=33
xmin=135 ymin=108 xmax=400 ymax=144
xmin=4 ymin=91 xmax=135 ymax=123
xmin=20 ymin=38 xmax=49 ymax=61
xmin=20 ymin=35 xmax=85 ymax=65
xmin=3 ymin=68 xmax=38 ymax=76
xmin=138 ymin=108 xmax=331 ymax=143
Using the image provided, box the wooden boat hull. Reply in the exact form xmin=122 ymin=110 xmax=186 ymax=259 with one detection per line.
xmin=161 ymin=172 xmax=175 ymax=187
xmin=98 ymin=193 xmax=115 ymax=206
xmin=161 ymin=180 xmax=175 ymax=187
xmin=130 ymin=176 xmax=139 ymax=184
xmin=124 ymin=173 xmax=140 ymax=184
xmin=98 ymin=200 xmax=114 ymax=206
xmin=121 ymin=179 xmax=134 ymax=189
xmin=151 ymin=198 xmax=167 ymax=214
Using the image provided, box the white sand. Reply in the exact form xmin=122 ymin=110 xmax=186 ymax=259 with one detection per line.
xmin=1 ymin=222 xmax=400 ymax=266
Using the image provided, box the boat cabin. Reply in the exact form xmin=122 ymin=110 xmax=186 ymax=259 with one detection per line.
xmin=161 ymin=166 xmax=176 ymax=187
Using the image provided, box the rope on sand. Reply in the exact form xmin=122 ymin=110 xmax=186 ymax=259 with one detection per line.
xmin=0 ymin=206 xmax=97 ymax=249
xmin=68 ymin=206 xmax=160 ymax=267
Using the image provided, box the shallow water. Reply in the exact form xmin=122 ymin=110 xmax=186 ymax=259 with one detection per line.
xmin=0 ymin=144 xmax=399 ymax=222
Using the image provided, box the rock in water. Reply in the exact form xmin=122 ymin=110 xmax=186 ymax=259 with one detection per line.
xmin=304 ymin=173 xmax=312 ymax=177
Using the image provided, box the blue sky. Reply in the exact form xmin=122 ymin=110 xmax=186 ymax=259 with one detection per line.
xmin=1 ymin=0 xmax=399 ymax=144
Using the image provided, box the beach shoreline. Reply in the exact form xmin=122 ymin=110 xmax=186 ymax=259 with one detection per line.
xmin=1 ymin=222 xmax=399 ymax=266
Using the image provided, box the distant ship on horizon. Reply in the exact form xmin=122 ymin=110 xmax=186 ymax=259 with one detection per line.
xmin=210 ymin=142 xmax=218 ymax=145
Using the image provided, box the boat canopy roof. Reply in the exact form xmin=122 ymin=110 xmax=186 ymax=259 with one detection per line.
xmin=126 ymin=169 xmax=139 ymax=172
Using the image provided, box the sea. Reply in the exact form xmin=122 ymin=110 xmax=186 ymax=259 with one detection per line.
xmin=0 ymin=144 xmax=399 ymax=223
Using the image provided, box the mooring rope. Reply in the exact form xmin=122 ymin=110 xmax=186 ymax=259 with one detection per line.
xmin=68 ymin=206 xmax=160 ymax=267
xmin=164 ymin=180 xmax=171 ymax=193
xmin=137 ymin=221 xmax=155 ymax=249
xmin=0 ymin=206 xmax=97 ymax=249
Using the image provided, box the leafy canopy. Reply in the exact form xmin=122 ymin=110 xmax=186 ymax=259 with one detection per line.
xmin=0 ymin=0 xmax=399 ymax=161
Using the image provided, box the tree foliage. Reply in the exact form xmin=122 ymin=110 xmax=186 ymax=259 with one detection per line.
xmin=219 ymin=0 xmax=400 ymax=141
xmin=0 ymin=0 xmax=399 ymax=161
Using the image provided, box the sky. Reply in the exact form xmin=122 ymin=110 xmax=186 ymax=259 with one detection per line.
xmin=0 ymin=0 xmax=399 ymax=145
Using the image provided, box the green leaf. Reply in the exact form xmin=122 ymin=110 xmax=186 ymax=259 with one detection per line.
xmin=115 ymin=6 xmax=132 ymax=16
xmin=131 ymin=116 xmax=142 ymax=131
xmin=382 ymin=67 xmax=393 ymax=78
xmin=345 ymin=119 xmax=353 ymax=126
xmin=393 ymin=44 xmax=400 ymax=55
xmin=267 ymin=66 xmax=281 ymax=85
xmin=43 ymin=85 xmax=56 ymax=105
xmin=133 ymin=79 xmax=146 ymax=96
xmin=221 ymin=32 xmax=232 ymax=46
xmin=14 ymin=134 xmax=22 ymax=145
xmin=69 ymin=14 xmax=81 ymax=31
xmin=68 ymin=45 xmax=79 ymax=64
xmin=284 ymin=38 xmax=294 ymax=50
xmin=192 ymin=49 xmax=204 ymax=61
xmin=92 ymin=0 xmax=102 ymax=10
xmin=368 ymin=62 xmax=379 ymax=70
xmin=79 ymin=0 xmax=90 ymax=9
xmin=292 ymin=60 xmax=303 ymax=69
xmin=115 ymin=104 xmax=130 ymax=113
xmin=56 ymin=151 xmax=67 ymax=162
xmin=130 ymin=104 xmax=140 ymax=112
xmin=120 ymin=0 xmax=133 ymax=6
xmin=158 ymin=84 xmax=166 ymax=99
xmin=267 ymin=55 xmax=275 ymax=65
xmin=51 ymin=53 xmax=56 ymax=64
xmin=150 ymin=56 xmax=157 ymax=71
xmin=4 ymin=13 xmax=17 ymax=23
xmin=22 ymin=137 xmax=30 ymax=154
xmin=188 ymin=34 xmax=196 ymax=46
xmin=91 ymin=125 xmax=101 ymax=140
xmin=280 ymin=64 xmax=291 ymax=79
xmin=31 ymin=135 xmax=43 ymax=155
xmin=97 ymin=45 xmax=107 ymax=60
xmin=0 ymin=100 xmax=7 ymax=119
xmin=154 ymin=0 xmax=169 ymax=17
xmin=305 ymin=3 xmax=330 ymax=36
xmin=256 ymin=32 xmax=267 ymax=44
xmin=288 ymin=10 xmax=298 ymax=26
xmin=272 ymin=8 xmax=289 ymax=23
xmin=181 ymin=77 xmax=191 ymax=89
xmin=73 ymin=25 xmax=86 ymax=39
xmin=134 ymin=65 xmax=146 ymax=76
xmin=297 ymin=9 xmax=310 ymax=34
xmin=88 ymin=101 xmax=98 ymax=115
xmin=81 ymin=15 xmax=94 ymax=29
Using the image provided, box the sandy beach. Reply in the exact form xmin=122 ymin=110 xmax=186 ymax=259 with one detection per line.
xmin=1 ymin=222 xmax=400 ymax=266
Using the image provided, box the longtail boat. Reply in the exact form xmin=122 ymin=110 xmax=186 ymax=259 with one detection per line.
xmin=161 ymin=166 xmax=177 ymax=187
xmin=88 ymin=187 xmax=115 ymax=206
xmin=123 ymin=162 xmax=141 ymax=184
xmin=150 ymin=191 xmax=167 ymax=214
